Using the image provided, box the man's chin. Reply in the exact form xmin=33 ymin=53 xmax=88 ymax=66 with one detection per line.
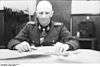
xmin=40 ymin=22 xmax=49 ymax=26
xmin=41 ymin=24 xmax=48 ymax=27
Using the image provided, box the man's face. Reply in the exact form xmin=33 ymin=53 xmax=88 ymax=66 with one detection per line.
xmin=36 ymin=11 xmax=53 ymax=26
xmin=36 ymin=1 xmax=54 ymax=26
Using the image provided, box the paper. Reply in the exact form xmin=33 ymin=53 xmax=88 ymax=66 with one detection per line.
xmin=0 ymin=46 xmax=57 ymax=59
xmin=54 ymin=49 xmax=100 ymax=63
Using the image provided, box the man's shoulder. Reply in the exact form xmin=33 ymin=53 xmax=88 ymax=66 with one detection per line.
xmin=25 ymin=21 xmax=37 ymax=27
xmin=53 ymin=22 xmax=63 ymax=28
xmin=26 ymin=21 xmax=36 ymax=25
xmin=53 ymin=21 xmax=63 ymax=26
xmin=23 ymin=21 xmax=37 ymax=29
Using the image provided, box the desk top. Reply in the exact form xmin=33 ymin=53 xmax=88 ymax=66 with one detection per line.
xmin=0 ymin=46 xmax=100 ymax=64
xmin=78 ymin=38 xmax=96 ymax=41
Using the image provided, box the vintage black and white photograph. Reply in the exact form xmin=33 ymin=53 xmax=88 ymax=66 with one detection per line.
xmin=0 ymin=0 xmax=100 ymax=66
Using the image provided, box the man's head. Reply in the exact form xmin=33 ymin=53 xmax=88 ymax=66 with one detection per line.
xmin=36 ymin=0 xmax=54 ymax=26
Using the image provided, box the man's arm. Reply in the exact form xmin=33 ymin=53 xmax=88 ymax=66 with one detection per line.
xmin=59 ymin=25 xmax=79 ymax=50
xmin=8 ymin=24 xmax=31 ymax=50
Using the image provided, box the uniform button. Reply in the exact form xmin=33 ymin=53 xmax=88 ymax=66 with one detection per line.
xmin=32 ymin=41 xmax=35 ymax=43
xmin=52 ymin=40 xmax=55 ymax=43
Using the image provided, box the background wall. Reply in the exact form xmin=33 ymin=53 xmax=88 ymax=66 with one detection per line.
xmin=94 ymin=16 xmax=100 ymax=50
xmin=0 ymin=12 xmax=4 ymax=48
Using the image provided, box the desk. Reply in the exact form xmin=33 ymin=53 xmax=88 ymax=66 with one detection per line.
xmin=0 ymin=46 xmax=100 ymax=64
xmin=78 ymin=38 xmax=96 ymax=49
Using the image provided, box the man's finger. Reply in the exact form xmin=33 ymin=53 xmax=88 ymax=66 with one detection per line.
xmin=59 ymin=47 xmax=64 ymax=55
xmin=23 ymin=44 xmax=29 ymax=51
xmin=25 ymin=43 xmax=31 ymax=51
xmin=60 ymin=47 xmax=64 ymax=53
xmin=17 ymin=46 xmax=23 ymax=53
xmin=56 ymin=46 xmax=62 ymax=55
xmin=20 ymin=45 xmax=26 ymax=52
xmin=31 ymin=45 xmax=37 ymax=50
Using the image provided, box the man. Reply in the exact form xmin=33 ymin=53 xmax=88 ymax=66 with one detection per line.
xmin=8 ymin=0 xmax=79 ymax=55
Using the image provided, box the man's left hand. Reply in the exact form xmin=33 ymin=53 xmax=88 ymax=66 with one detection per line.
xmin=54 ymin=42 xmax=69 ymax=55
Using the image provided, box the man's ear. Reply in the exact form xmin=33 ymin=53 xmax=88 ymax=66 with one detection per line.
xmin=35 ymin=11 xmax=39 ymax=17
xmin=35 ymin=12 xmax=39 ymax=18
xmin=50 ymin=11 xmax=54 ymax=17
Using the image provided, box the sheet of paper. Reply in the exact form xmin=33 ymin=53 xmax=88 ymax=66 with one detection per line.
xmin=0 ymin=46 xmax=56 ymax=59
xmin=54 ymin=49 xmax=100 ymax=63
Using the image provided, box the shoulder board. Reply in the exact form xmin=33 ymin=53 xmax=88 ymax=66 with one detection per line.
xmin=26 ymin=21 xmax=36 ymax=25
xmin=54 ymin=22 xmax=63 ymax=26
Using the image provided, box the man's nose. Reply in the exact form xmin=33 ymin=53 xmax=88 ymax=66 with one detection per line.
xmin=42 ymin=13 xmax=46 ymax=18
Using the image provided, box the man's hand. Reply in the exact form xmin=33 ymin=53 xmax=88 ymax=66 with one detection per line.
xmin=54 ymin=42 xmax=70 ymax=55
xmin=15 ymin=41 xmax=31 ymax=52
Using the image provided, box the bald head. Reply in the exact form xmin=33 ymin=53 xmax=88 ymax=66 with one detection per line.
xmin=36 ymin=0 xmax=53 ymax=12
xmin=36 ymin=0 xmax=54 ymax=26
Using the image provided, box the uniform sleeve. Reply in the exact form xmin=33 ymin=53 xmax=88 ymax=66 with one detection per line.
xmin=8 ymin=24 xmax=30 ymax=49
xmin=59 ymin=25 xmax=79 ymax=50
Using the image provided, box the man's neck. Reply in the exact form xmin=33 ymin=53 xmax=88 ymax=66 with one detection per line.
xmin=37 ymin=19 xmax=52 ymax=28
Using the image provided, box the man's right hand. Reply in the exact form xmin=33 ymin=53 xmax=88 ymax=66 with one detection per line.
xmin=15 ymin=41 xmax=31 ymax=52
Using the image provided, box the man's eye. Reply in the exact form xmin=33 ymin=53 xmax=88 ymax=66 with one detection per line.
xmin=38 ymin=12 xmax=50 ymax=15
xmin=45 ymin=12 xmax=49 ymax=14
xmin=39 ymin=12 xmax=43 ymax=14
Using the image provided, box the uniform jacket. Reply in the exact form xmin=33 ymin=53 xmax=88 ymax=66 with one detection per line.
xmin=8 ymin=21 xmax=79 ymax=50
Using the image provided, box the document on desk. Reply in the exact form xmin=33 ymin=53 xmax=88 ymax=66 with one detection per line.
xmin=0 ymin=46 xmax=56 ymax=59
xmin=1 ymin=47 xmax=100 ymax=63
xmin=54 ymin=49 xmax=100 ymax=63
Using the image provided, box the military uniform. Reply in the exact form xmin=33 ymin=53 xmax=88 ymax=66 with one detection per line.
xmin=8 ymin=20 xmax=79 ymax=50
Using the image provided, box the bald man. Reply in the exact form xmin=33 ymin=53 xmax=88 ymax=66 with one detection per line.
xmin=8 ymin=0 xmax=79 ymax=55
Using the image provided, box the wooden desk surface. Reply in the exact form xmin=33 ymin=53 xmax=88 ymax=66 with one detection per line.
xmin=0 ymin=46 xmax=100 ymax=64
